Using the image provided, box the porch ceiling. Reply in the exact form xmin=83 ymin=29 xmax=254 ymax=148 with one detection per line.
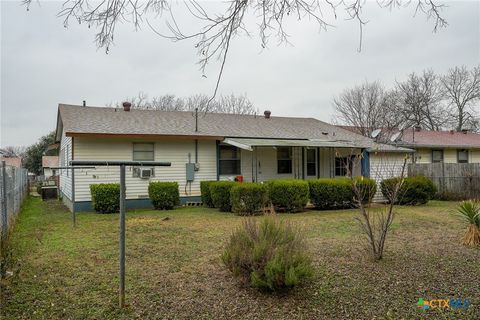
xmin=222 ymin=138 xmax=366 ymax=151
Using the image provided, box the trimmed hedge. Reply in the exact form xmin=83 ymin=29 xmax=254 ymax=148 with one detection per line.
xmin=230 ymin=183 xmax=269 ymax=215
xmin=308 ymin=177 xmax=377 ymax=209
xmin=308 ymin=178 xmax=353 ymax=209
xmin=353 ymin=177 xmax=378 ymax=204
xmin=148 ymin=181 xmax=180 ymax=210
xmin=268 ymin=179 xmax=309 ymax=213
xmin=90 ymin=183 xmax=120 ymax=213
xmin=200 ymin=181 xmax=216 ymax=208
xmin=210 ymin=181 xmax=237 ymax=212
xmin=381 ymin=176 xmax=436 ymax=205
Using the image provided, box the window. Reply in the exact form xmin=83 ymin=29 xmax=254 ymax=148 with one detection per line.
xmin=277 ymin=147 xmax=292 ymax=174
xmin=458 ymin=149 xmax=469 ymax=163
xmin=335 ymin=156 xmax=353 ymax=177
xmin=306 ymin=149 xmax=316 ymax=176
xmin=133 ymin=143 xmax=154 ymax=161
xmin=219 ymin=145 xmax=241 ymax=175
xmin=432 ymin=150 xmax=443 ymax=163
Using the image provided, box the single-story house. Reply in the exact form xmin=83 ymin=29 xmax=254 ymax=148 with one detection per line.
xmin=42 ymin=156 xmax=59 ymax=179
xmin=55 ymin=103 xmax=411 ymax=211
xmin=394 ymin=127 xmax=480 ymax=164
xmin=339 ymin=126 xmax=480 ymax=164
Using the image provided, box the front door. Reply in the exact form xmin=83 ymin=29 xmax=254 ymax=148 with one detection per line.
xmin=305 ymin=148 xmax=317 ymax=179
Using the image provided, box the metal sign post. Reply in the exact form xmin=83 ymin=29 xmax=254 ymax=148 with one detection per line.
xmin=70 ymin=160 xmax=171 ymax=308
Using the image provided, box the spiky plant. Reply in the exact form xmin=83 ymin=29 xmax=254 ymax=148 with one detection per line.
xmin=456 ymin=200 xmax=480 ymax=247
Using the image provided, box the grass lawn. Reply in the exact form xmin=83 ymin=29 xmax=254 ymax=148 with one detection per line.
xmin=1 ymin=197 xmax=479 ymax=319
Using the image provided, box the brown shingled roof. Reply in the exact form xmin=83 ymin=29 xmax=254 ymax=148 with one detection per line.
xmin=58 ymin=104 xmax=373 ymax=142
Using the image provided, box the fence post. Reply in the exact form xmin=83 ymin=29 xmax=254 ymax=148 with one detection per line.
xmin=1 ymin=161 xmax=7 ymax=241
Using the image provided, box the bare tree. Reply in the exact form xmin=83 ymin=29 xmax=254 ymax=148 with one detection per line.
xmin=333 ymin=81 xmax=403 ymax=137
xmin=23 ymin=0 xmax=447 ymax=103
xmin=440 ymin=65 xmax=480 ymax=131
xmin=342 ymin=149 xmax=409 ymax=260
xmin=0 ymin=146 xmax=27 ymax=158
xmin=110 ymin=92 xmax=258 ymax=114
xmin=395 ymin=70 xmax=446 ymax=130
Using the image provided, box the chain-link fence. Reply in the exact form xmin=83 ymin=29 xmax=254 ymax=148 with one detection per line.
xmin=1 ymin=162 xmax=29 ymax=245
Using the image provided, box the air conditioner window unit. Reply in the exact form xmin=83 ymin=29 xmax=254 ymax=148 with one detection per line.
xmin=140 ymin=168 xmax=152 ymax=179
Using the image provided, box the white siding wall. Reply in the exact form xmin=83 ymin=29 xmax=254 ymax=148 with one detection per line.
xmin=59 ymin=130 xmax=72 ymax=200
xmin=73 ymin=138 xmax=216 ymax=201
xmin=370 ymin=152 xmax=409 ymax=201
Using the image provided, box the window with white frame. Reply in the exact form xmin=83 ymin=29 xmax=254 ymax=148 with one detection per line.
xmin=219 ymin=145 xmax=241 ymax=175
xmin=277 ymin=147 xmax=292 ymax=174
xmin=133 ymin=143 xmax=155 ymax=177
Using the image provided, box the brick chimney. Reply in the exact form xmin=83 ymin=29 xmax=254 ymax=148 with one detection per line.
xmin=264 ymin=110 xmax=271 ymax=119
xmin=122 ymin=102 xmax=131 ymax=112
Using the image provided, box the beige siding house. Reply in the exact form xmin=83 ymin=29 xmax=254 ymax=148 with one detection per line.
xmin=55 ymin=104 xmax=409 ymax=211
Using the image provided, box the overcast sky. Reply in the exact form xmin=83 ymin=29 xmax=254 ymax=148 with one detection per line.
xmin=1 ymin=1 xmax=479 ymax=147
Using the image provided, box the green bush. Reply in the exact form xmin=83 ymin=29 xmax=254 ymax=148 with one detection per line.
xmin=222 ymin=217 xmax=313 ymax=291
xmin=268 ymin=179 xmax=309 ymax=213
xmin=35 ymin=182 xmax=43 ymax=195
xmin=200 ymin=181 xmax=215 ymax=208
xmin=353 ymin=176 xmax=378 ymax=204
xmin=380 ymin=176 xmax=436 ymax=205
xmin=308 ymin=178 xmax=353 ymax=209
xmin=148 ymin=181 xmax=180 ymax=210
xmin=230 ymin=183 xmax=269 ymax=215
xmin=90 ymin=183 xmax=120 ymax=213
xmin=210 ymin=181 xmax=237 ymax=212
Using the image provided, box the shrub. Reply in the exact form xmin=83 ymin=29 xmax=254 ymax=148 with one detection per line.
xmin=380 ymin=176 xmax=436 ymax=205
xmin=200 ymin=181 xmax=216 ymax=208
xmin=268 ymin=179 xmax=309 ymax=213
xmin=230 ymin=183 xmax=269 ymax=215
xmin=353 ymin=176 xmax=378 ymax=204
xmin=222 ymin=217 xmax=313 ymax=291
xmin=456 ymin=200 xmax=480 ymax=246
xmin=90 ymin=183 xmax=120 ymax=213
xmin=148 ymin=181 xmax=180 ymax=210
xmin=35 ymin=182 xmax=43 ymax=195
xmin=434 ymin=191 xmax=466 ymax=201
xmin=210 ymin=181 xmax=237 ymax=212
xmin=308 ymin=178 xmax=353 ymax=209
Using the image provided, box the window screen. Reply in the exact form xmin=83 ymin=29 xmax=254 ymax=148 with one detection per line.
xmin=458 ymin=150 xmax=468 ymax=163
xmin=306 ymin=149 xmax=316 ymax=176
xmin=133 ymin=143 xmax=154 ymax=161
xmin=277 ymin=147 xmax=292 ymax=174
xmin=219 ymin=145 xmax=241 ymax=175
xmin=335 ymin=156 xmax=353 ymax=177
xmin=432 ymin=150 xmax=443 ymax=163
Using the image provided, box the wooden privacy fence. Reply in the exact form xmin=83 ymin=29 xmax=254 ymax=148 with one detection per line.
xmin=408 ymin=163 xmax=480 ymax=199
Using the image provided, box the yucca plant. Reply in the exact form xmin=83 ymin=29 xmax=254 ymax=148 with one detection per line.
xmin=456 ymin=200 xmax=480 ymax=247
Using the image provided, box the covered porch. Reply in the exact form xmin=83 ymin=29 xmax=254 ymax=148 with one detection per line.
xmin=218 ymin=138 xmax=370 ymax=182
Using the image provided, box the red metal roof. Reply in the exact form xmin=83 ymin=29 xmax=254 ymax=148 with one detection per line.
xmin=400 ymin=129 xmax=480 ymax=148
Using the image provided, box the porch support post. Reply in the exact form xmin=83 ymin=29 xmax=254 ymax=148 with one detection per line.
xmin=251 ymin=147 xmax=255 ymax=182
xmin=361 ymin=149 xmax=370 ymax=177
xmin=216 ymin=140 xmax=220 ymax=181
xmin=301 ymin=147 xmax=305 ymax=179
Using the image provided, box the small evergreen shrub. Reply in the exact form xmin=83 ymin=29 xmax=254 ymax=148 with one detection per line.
xmin=200 ymin=181 xmax=216 ymax=208
xmin=381 ymin=176 xmax=436 ymax=205
xmin=148 ymin=181 xmax=180 ymax=210
xmin=222 ymin=217 xmax=313 ymax=291
xmin=353 ymin=176 xmax=378 ymax=204
xmin=210 ymin=181 xmax=237 ymax=212
xmin=230 ymin=183 xmax=269 ymax=215
xmin=268 ymin=179 xmax=309 ymax=213
xmin=90 ymin=183 xmax=120 ymax=213
xmin=308 ymin=178 xmax=353 ymax=209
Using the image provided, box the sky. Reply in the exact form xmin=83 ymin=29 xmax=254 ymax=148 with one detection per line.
xmin=1 ymin=0 xmax=479 ymax=147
